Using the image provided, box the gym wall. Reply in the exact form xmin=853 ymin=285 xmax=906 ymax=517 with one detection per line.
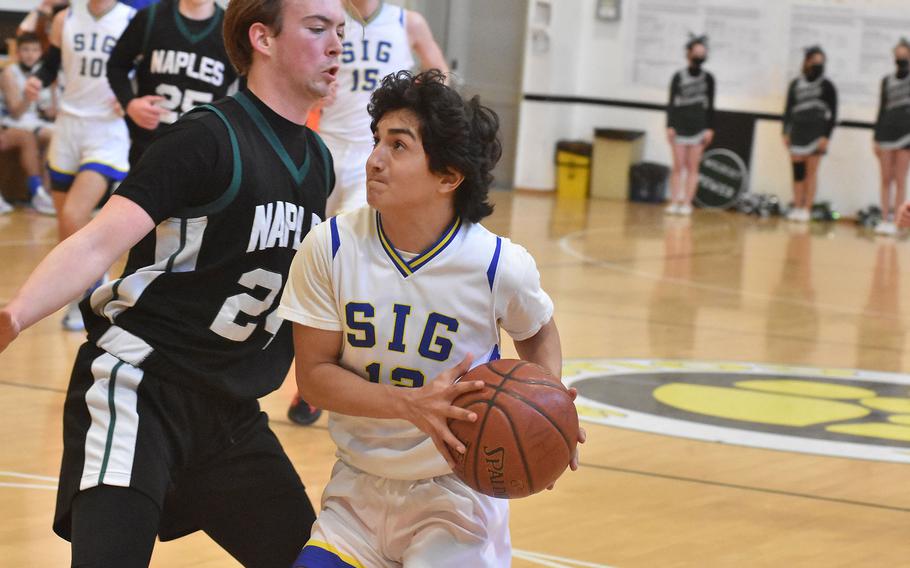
xmin=516 ymin=0 xmax=910 ymax=216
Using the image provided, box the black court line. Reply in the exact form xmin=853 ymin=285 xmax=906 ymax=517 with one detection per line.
xmin=0 ymin=380 xmax=66 ymax=394
xmin=581 ymin=461 xmax=910 ymax=513
xmin=2 ymin=379 xmax=904 ymax=513
xmin=0 ymin=380 xmax=333 ymax=429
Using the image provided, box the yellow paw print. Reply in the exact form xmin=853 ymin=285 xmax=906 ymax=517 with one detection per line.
xmin=654 ymin=379 xmax=910 ymax=442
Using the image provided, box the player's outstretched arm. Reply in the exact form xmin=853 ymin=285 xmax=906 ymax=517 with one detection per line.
xmin=291 ymin=324 xmax=484 ymax=468
xmin=0 ymin=196 xmax=155 ymax=354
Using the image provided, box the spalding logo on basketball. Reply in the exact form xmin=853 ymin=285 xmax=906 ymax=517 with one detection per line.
xmin=449 ymin=359 xmax=579 ymax=499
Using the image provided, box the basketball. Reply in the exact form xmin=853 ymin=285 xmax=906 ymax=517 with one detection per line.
xmin=448 ymin=359 xmax=579 ymax=499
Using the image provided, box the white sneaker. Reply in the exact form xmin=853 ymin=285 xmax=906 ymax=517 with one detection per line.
xmin=790 ymin=208 xmax=808 ymax=222
xmin=62 ymin=302 xmax=85 ymax=332
xmin=664 ymin=203 xmax=680 ymax=215
xmin=677 ymin=203 xmax=693 ymax=216
xmin=0 ymin=195 xmax=12 ymax=215
xmin=875 ymin=221 xmax=897 ymax=236
xmin=31 ymin=186 xmax=56 ymax=216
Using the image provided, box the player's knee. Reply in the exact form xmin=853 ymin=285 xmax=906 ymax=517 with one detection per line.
xmin=792 ymin=161 xmax=807 ymax=182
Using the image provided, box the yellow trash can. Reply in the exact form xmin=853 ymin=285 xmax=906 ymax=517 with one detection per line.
xmin=554 ymin=141 xmax=592 ymax=198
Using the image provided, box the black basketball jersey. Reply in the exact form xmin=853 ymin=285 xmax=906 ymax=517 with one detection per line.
xmin=135 ymin=0 xmax=236 ymax=130
xmin=83 ymin=92 xmax=332 ymax=400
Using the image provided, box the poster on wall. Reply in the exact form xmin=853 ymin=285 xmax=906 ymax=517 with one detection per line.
xmin=627 ymin=0 xmax=910 ymax=113
xmin=628 ymin=0 xmax=775 ymax=97
xmin=788 ymin=2 xmax=910 ymax=105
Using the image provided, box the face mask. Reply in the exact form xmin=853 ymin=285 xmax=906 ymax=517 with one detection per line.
xmin=18 ymin=62 xmax=33 ymax=74
xmin=690 ymin=57 xmax=706 ymax=68
xmin=897 ymin=59 xmax=910 ymax=75
xmin=805 ymin=64 xmax=824 ymax=80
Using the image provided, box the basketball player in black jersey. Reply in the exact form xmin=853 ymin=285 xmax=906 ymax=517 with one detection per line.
xmin=107 ymin=0 xmax=239 ymax=166
xmin=782 ymin=46 xmax=837 ymax=223
xmin=0 ymin=1 xmax=345 ymax=566
xmin=665 ymin=34 xmax=715 ymax=216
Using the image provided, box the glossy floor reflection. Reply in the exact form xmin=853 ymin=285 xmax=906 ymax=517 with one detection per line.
xmin=2 ymin=194 xmax=909 ymax=567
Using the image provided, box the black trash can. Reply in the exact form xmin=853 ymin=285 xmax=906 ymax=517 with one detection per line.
xmin=629 ymin=162 xmax=669 ymax=203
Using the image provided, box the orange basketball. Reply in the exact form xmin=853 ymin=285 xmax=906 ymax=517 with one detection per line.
xmin=448 ymin=359 xmax=579 ymax=499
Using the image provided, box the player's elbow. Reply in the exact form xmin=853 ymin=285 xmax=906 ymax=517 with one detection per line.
xmin=294 ymin=360 xmax=329 ymax=406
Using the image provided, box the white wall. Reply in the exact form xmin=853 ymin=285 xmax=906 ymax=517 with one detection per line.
xmin=0 ymin=1 xmax=38 ymax=10
xmin=515 ymin=0 xmax=900 ymax=216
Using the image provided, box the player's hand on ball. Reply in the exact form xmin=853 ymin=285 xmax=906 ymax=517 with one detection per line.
xmin=546 ymin=387 xmax=586 ymax=491
xmin=817 ymin=137 xmax=829 ymax=152
xmin=0 ymin=310 xmax=21 ymax=354
xmin=402 ymin=353 xmax=484 ymax=469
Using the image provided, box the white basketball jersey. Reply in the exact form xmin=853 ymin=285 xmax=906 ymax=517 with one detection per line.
xmin=60 ymin=2 xmax=134 ymax=119
xmin=319 ymin=3 xmax=415 ymax=144
xmin=278 ymin=207 xmax=554 ymax=480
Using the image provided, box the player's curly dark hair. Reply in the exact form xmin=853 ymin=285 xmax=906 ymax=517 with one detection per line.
xmin=368 ymin=69 xmax=501 ymax=223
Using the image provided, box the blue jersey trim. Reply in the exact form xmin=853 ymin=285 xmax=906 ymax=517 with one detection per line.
xmin=486 ymin=236 xmax=502 ymax=290
xmin=330 ymin=216 xmax=340 ymax=259
xmin=47 ymin=165 xmax=75 ymax=186
xmin=488 ymin=344 xmax=501 ymax=362
xmin=79 ymin=162 xmax=129 ymax=182
xmin=375 ymin=212 xmax=461 ymax=278
xmin=294 ymin=545 xmax=361 ymax=568
xmin=399 ymin=6 xmax=405 ymax=25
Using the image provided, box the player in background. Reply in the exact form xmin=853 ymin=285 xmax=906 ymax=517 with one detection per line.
xmin=0 ymin=0 xmax=345 ymax=565
xmin=287 ymin=0 xmax=448 ymax=426
xmin=0 ymin=32 xmax=56 ymax=215
xmin=871 ymin=38 xmax=910 ymax=236
xmin=17 ymin=0 xmax=69 ymax=52
xmin=279 ymin=70 xmax=584 ymax=567
xmin=665 ymin=34 xmax=714 ymax=216
xmin=107 ymin=0 xmax=238 ymax=166
xmin=26 ymin=0 xmax=136 ymax=331
xmin=782 ymin=45 xmax=838 ymax=223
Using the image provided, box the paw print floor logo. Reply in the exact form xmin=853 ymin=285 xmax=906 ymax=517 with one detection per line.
xmin=566 ymin=359 xmax=910 ymax=463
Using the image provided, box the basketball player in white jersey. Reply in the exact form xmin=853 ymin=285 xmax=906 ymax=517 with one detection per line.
xmin=321 ymin=0 xmax=447 ymax=217
xmin=288 ymin=0 xmax=448 ymax=425
xmin=279 ymin=70 xmax=585 ymax=568
xmin=0 ymin=32 xmax=56 ymax=215
xmin=26 ymin=0 xmax=135 ymax=330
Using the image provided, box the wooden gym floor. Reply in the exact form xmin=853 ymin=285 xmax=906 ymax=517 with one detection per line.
xmin=2 ymin=192 xmax=909 ymax=567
